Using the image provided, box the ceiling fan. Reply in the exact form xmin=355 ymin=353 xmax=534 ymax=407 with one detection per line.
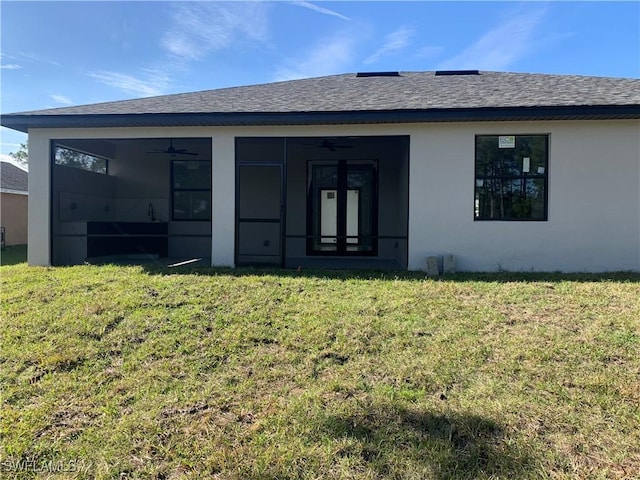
xmin=309 ymin=139 xmax=354 ymax=152
xmin=147 ymin=139 xmax=198 ymax=156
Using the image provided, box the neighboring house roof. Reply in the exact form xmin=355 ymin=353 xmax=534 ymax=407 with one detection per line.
xmin=0 ymin=161 xmax=28 ymax=194
xmin=2 ymin=71 xmax=640 ymax=132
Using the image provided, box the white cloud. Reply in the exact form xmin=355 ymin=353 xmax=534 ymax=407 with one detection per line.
xmin=88 ymin=68 xmax=171 ymax=97
xmin=290 ymin=1 xmax=349 ymax=21
xmin=2 ymin=51 xmax=59 ymax=69
xmin=0 ymin=53 xmax=22 ymax=70
xmin=437 ymin=8 xmax=547 ymax=71
xmin=50 ymin=94 xmax=72 ymax=105
xmin=364 ymin=26 xmax=415 ymax=65
xmin=16 ymin=52 xmax=61 ymax=68
xmin=275 ymin=34 xmax=356 ymax=81
xmin=161 ymin=2 xmax=269 ymax=61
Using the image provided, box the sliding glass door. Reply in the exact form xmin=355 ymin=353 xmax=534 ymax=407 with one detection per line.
xmin=307 ymin=160 xmax=377 ymax=255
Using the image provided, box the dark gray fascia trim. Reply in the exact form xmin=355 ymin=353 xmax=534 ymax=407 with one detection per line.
xmin=2 ymin=105 xmax=639 ymax=132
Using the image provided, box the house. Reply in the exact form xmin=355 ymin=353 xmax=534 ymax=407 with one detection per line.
xmin=0 ymin=161 xmax=28 ymax=247
xmin=1 ymin=70 xmax=639 ymax=271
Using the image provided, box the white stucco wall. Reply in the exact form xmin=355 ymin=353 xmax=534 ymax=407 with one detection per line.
xmin=27 ymin=132 xmax=51 ymax=265
xmin=210 ymin=132 xmax=235 ymax=267
xmin=26 ymin=120 xmax=640 ymax=271
xmin=407 ymin=120 xmax=640 ymax=272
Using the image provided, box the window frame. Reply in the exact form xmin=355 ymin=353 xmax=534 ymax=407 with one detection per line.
xmin=474 ymin=134 xmax=549 ymax=222
xmin=171 ymin=159 xmax=212 ymax=221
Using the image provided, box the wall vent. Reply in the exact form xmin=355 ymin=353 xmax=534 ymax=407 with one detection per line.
xmin=435 ymin=70 xmax=480 ymax=76
xmin=356 ymin=71 xmax=401 ymax=78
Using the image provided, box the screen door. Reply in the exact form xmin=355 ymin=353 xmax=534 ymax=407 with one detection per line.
xmin=236 ymin=163 xmax=283 ymax=266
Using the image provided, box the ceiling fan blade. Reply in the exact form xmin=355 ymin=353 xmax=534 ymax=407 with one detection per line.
xmin=319 ymin=139 xmax=354 ymax=151
xmin=146 ymin=139 xmax=200 ymax=156
xmin=146 ymin=149 xmax=198 ymax=156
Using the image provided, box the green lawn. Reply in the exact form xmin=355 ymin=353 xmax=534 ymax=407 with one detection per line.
xmin=1 ymin=263 xmax=639 ymax=479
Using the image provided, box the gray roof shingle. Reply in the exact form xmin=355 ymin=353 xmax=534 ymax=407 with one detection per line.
xmin=12 ymin=71 xmax=640 ymax=115
xmin=0 ymin=162 xmax=28 ymax=192
xmin=2 ymin=71 xmax=639 ymax=131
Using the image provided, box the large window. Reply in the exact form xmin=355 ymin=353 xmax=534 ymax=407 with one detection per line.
xmin=474 ymin=135 xmax=548 ymax=221
xmin=55 ymin=146 xmax=108 ymax=174
xmin=172 ymin=160 xmax=211 ymax=220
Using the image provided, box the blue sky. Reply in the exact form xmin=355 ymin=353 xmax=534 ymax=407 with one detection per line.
xmin=1 ymin=1 xmax=639 ymax=161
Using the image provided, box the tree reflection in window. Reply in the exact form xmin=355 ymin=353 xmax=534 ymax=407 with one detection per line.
xmin=474 ymin=135 xmax=548 ymax=221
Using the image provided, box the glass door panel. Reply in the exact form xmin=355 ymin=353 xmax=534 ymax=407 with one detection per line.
xmin=345 ymin=189 xmax=359 ymax=244
xmin=309 ymin=164 xmax=338 ymax=252
xmin=347 ymin=166 xmax=374 ymax=252
xmin=319 ymin=189 xmax=359 ymax=245
xmin=308 ymin=161 xmax=377 ymax=255
xmin=320 ymin=189 xmax=338 ymax=244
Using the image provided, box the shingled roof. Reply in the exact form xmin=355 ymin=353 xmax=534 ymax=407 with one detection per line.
xmin=0 ymin=162 xmax=28 ymax=193
xmin=2 ymin=71 xmax=639 ymax=132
